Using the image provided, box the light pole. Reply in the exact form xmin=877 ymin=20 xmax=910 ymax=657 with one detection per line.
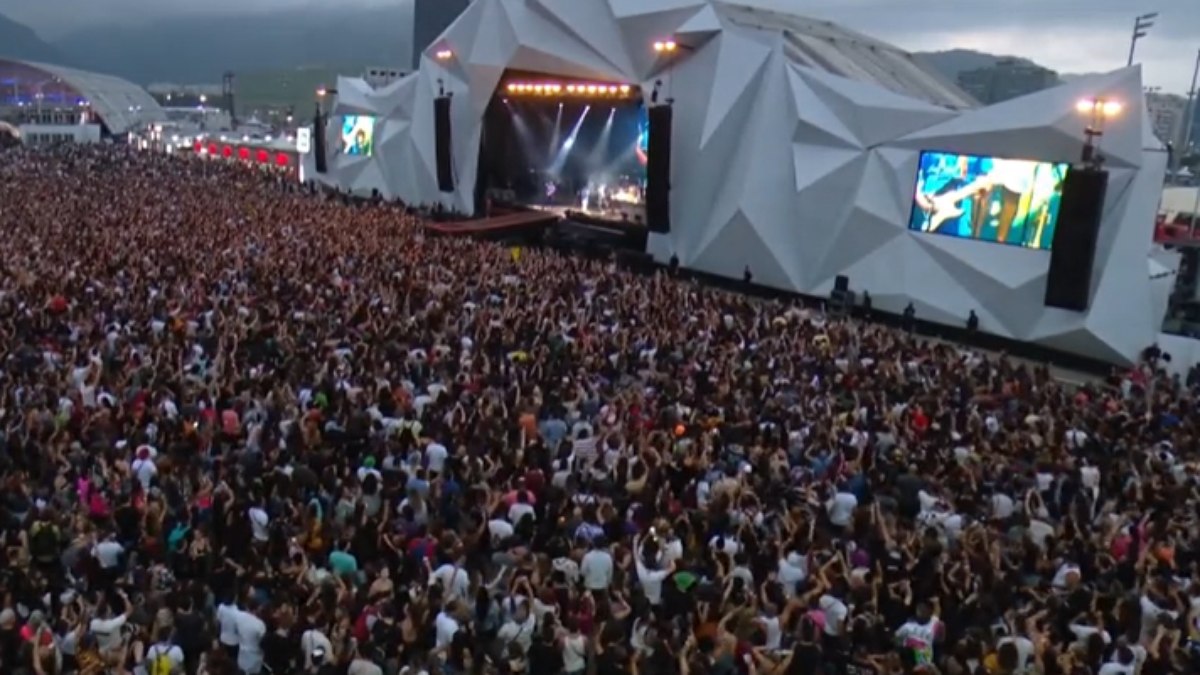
xmin=1128 ymin=13 xmax=1157 ymax=67
xmin=1076 ymin=97 xmax=1123 ymax=169
xmin=1177 ymin=48 xmax=1200 ymax=175
xmin=1191 ymin=179 xmax=1200 ymax=236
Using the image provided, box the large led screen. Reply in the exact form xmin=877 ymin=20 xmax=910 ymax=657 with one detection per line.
xmin=909 ymin=151 xmax=1069 ymax=250
xmin=341 ymin=115 xmax=376 ymax=157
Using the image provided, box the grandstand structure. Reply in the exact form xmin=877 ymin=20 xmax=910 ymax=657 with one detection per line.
xmin=306 ymin=0 xmax=1174 ymax=365
xmin=0 ymin=58 xmax=165 ymax=136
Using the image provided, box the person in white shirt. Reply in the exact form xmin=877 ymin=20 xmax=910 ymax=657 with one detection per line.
xmin=580 ymin=540 xmax=614 ymax=592
xmin=707 ymin=534 xmax=742 ymax=556
xmin=216 ymin=600 xmax=241 ymax=661
xmin=655 ymin=525 xmax=684 ymax=567
xmin=425 ymin=440 xmax=449 ymax=474
xmin=990 ymin=491 xmax=1015 ymax=520
xmin=995 ymin=636 xmax=1035 ymax=673
xmin=248 ymin=503 xmax=270 ymax=543
xmin=825 ymin=488 xmax=858 ymax=529
xmin=497 ymin=602 xmax=536 ymax=653
xmin=300 ymin=627 xmax=334 ymax=670
xmin=434 ymin=602 xmax=462 ymax=650
xmin=894 ymin=602 xmax=942 ymax=667
xmin=92 ymin=535 xmax=125 ymax=570
xmin=235 ymin=603 xmax=267 ymax=674
xmin=131 ymin=447 xmax=158 ymax=490
xmin=143 ymin=628 xmax=185 ymax=674
xmin=777 ymin=552 xmax=808 ymax=598
xmin=429 ymin=559 xmax=470 ymax=602
xmin=634 ymin=535 xmax=675 ymax=606
xmin=755 ymin=605 xmax=783 ymax=651
xmin=560 ymin=620 xmax=588 ymax=675
xmin=89 ymin=589 xmax=132 ymax=653
xmin=819 ymin=589 xmax=849 ymax=640
xmin=1097 ymin=645 xmax=1137 ymax=675
xmin=487 ymin=517 xmax=515 ymax=544
xmin=507 ymin=491 xmax=536 ymax=525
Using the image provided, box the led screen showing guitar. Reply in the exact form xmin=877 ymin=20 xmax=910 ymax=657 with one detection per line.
xmin=908 ymin=151 xmax=1069 ymax=250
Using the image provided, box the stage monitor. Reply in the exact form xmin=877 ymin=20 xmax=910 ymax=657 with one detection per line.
xmin=908 ymin=150 xmax=1069 ymax=250
xmin=341 ymin=115 xmax=376 ymax=157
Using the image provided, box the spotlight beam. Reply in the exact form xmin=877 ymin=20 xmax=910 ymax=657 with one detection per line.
xmin=586 ymin=107 xmax=616 ymax=172
xmin=549 ymin=105 xmax=590 ymax=176
xmin=549 ymin=103 xmax=564 ymax=160
xmin=508 ymin=103 xmax=538 ymax=169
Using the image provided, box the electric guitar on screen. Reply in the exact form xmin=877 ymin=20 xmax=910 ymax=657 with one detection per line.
xmin=916 ymin=177 xmax=992 ymax=232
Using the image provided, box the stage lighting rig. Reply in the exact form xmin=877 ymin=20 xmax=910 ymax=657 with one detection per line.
xmin=1076 ymin=97 xmax=1121 ymax=169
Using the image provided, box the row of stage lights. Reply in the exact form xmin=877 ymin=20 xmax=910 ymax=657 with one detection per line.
xmin=435 ymin=37 xmax=678 ymax=63
xmin=506 ymin=82 xmax=634 ymax=97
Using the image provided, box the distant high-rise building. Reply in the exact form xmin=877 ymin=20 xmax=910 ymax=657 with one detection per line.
xmin=413 ymin=0 xmax=471 ymax=68
xmin=956 ymin=59 xmax=1060 ymax=105
xmin=1145 ymin=91 xmax=1188 ymax=149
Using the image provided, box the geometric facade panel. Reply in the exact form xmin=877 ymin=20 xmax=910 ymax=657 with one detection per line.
xmin=302 ymin=0 xmax=1177 ymax=365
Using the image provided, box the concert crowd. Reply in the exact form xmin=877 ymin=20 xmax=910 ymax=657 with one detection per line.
xmin=0 ymin=144 xmax=1197 ymax=675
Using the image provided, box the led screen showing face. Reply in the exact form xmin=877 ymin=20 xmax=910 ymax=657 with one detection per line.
xmin=636 ymin=111 xmax=649 ymax=168
xmin=909 ymin=151 xmax=1069 ymax=250
xmin=341 ymin=115 xmax=376 ymax=157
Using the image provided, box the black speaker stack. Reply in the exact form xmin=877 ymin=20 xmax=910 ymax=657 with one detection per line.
xmin=1044 ymin=168 xmax=1108 ymax=312
xmin=435 ymin=96 xmax=455 ymax=192
xmin=313 ymin=110 xmax=327 ymax=174
xmin=646 ymin=105 xmax=673 ymax=233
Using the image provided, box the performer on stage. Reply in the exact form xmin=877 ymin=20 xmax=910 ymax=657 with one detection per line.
xmin=545 ymin=180 xmax=557 ymax=204
xmin=597 ymin=183 xmax=608 ymax=212
xmin=580 ymin=183 xmax=591 ymax=212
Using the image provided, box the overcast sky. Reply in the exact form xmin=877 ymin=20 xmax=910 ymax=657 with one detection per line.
xmin=2 ymin=0 xmax=1197 ymax=94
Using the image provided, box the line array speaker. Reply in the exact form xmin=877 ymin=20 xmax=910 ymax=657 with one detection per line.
xmin=1044 ymin=168 xmax=1108 ymax=311
xmin=435 ymin=96 xmax=454 ymax=192
xmin=313 ymin=112 xmax=327 ymax=174
xmin=646 ymin=104 xmax=673 ymax=233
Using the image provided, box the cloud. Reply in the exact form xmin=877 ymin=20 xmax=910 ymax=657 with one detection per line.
xmin=777 ymin=0 xmax=1200 ymax=93
xmin=3 ymin=0 xmax=1196 ymax=92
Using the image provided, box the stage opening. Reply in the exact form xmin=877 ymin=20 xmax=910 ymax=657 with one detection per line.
xmin=478 ymin=73 xmax=648 ymax=225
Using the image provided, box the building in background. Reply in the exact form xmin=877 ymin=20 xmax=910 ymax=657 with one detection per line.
xmin=234 ymin=67 xmax=344 ymax=127
xmin=956 ymin=59 xmax=1060 ymax=104
xmin=1146 ymin=90 xmax=1188 ymax=148
xmin=147 ymin=83 xmax=224 ymax=108
xmin=414 ymin=0 xmax=470 ymax=68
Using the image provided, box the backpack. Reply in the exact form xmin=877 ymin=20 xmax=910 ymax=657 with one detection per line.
xmin=147 ymin=644 xmax=176 ymax=675
xmin=30 ymin=521 xmax=59 ymax=563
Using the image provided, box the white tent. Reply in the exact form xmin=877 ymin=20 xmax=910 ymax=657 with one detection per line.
xmin=1162 ymin=186 xmax=1200 ymax=217
xmin=305 ymin=0 xmax=1175 ymax=365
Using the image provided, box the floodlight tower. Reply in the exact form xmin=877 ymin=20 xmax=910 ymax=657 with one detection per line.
xmin=1076 ymin=97 xmax=1122 ymax=169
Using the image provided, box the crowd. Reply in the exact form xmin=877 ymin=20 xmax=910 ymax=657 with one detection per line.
xmin=0 ymin=144 xmax=1197 ymax=675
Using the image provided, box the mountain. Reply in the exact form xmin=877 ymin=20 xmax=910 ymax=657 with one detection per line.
xmin=47 ymin=7 xmax=415 ymax=84
xmin=0 ymin=12 xmax=60 ymax=62
xmin=914 ymin=49 xmax=1040 ymax=82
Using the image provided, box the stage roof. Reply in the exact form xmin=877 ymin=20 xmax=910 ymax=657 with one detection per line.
xmin=718 ymin=2 xmax=977 ymax=110
xmin=0 ymin=58 xmax=165 ymax=134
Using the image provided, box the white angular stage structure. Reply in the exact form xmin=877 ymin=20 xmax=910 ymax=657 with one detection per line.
xmin=305 ymin=0 xmax=1177 ymax=365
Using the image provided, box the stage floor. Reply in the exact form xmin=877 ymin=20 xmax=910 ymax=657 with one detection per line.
xmin=531 ymin=203 xmax=645 ymax=224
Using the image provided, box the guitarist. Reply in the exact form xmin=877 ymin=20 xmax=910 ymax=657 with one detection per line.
xmin=914 ymin=154 xmax=987 ymax=235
